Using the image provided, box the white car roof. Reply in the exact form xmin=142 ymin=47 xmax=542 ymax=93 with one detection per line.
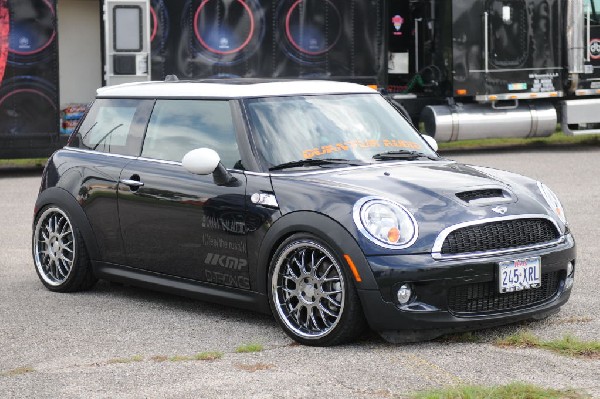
xmin=96 ymin=79 xmax=377 ymax=99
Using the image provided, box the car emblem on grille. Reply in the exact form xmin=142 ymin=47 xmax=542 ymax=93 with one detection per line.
xmin=492 ymin=206 xmax=508 ymax=215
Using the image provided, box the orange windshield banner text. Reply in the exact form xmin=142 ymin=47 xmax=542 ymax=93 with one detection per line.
xmin=302 ymin=139 xmax=421 ymax=159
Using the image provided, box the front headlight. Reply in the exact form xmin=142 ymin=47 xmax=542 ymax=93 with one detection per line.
xmin=353 ymin=197 xmax=418 ymax=249
xmin=537 ymin=182 xmax=567 ymax=225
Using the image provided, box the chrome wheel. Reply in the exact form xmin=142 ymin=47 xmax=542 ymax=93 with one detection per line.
xmin=271 ymin=239 xmax=345 ymax=340
xmin=34 ymin=207 xmax=75 ymax=286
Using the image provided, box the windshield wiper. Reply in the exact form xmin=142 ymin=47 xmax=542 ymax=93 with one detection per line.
xmin=269 ymin=158 xmax=364 ymax=171
xmin=372 ymin=150 xmax=439 ymax=161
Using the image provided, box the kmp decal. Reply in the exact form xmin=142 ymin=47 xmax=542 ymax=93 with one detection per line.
xmin=591 ymin=39 xmax=600 ymax=60
xmin=204 ymin=253 xmax=248 ymax=271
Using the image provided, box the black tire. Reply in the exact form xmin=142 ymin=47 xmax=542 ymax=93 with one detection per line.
xmin=268 ymin=233 xmax=366 ymax=346
xmin=32 ymin=205 xmax=97 ymax=292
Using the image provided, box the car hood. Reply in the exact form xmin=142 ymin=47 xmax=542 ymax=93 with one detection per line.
xmin=270 ymin=160 xmax=562 ymax=255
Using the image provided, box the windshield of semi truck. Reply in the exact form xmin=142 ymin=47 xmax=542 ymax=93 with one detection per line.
xmin=243 ymin=93 xmax=437 ymax=170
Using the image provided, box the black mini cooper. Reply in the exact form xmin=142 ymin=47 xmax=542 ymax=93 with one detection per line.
xmin=33 ymin=79 xmax=575 ymax=346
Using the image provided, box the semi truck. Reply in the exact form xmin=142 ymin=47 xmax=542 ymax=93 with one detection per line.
xmin=0 ymin=0 xmax=598 ymax=159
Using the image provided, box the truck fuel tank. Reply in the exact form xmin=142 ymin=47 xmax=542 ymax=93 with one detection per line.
xmin=421 ymin=102 xmax=557 ymax=142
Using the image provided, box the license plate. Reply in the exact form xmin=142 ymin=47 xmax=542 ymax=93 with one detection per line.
xmin=498 ymin=257 xmax=541 ymax=293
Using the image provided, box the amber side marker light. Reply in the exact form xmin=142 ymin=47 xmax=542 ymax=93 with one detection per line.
xmin=367 ymin=84 xmax=378 ymax=90
xmin=456 ymin=89 xmax=467 ymax=96
xmin=344 ymin=254 xmax=362 ymax=282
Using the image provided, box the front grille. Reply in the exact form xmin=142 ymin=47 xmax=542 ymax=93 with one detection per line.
xmin=456 ymin=189 xmax=504 ymax=203
xmin=441 ymin=218 xmax=559 ymax=255
xmin=448 ymin=271 xmax=561 ymax=314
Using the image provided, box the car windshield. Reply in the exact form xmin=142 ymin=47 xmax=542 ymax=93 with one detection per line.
xmin=243 ymin=93 xmax=437 ymax=169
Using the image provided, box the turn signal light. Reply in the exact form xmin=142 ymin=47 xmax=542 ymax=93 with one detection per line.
xmin=456 ymin=89 xmax=467 ymax=96
xmin=387 ymin=227 xmax=400 ymax=243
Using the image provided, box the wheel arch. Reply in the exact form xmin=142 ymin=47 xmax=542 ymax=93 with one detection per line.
xmin=255 ymin=211 xmax=378 ymax=294
xmin=34 ymin=187 xmax=100 ymax=261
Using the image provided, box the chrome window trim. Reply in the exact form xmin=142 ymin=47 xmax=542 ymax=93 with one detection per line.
xmin=65 ymin=148 xmax=449 ymax=177
xmin=64 ymin=147 xmax=137 ymax=160
xmin=352 ymin=196 xmax=419 ymax=250
xmin=431 ymin=214 xmax=564 ymax=260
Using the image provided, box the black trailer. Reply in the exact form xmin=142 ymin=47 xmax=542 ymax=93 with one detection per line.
xmin=389 ymin=0 xmax=600 ymax=140
xmin=0 ymin=0 xmax=599 ymax=159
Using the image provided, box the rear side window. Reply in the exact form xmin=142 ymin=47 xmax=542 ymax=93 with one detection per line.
xmin=69 ymin=99 xmax=153 ymax=156
xmin=141 ymin=100 xmax=241 ymax=168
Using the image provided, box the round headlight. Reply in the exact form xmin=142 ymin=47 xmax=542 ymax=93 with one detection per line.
xmin=353 ymin=197 xmax=418 ymax=249
xmin=537 ymin=182 xmax=567 ymax=225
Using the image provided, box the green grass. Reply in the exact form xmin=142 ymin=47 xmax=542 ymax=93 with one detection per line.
xmin=496 ymin=331 xmax=600 ymax=359
xmin=106 ymin=355 xmax=144 ymax=364
xmin=193 ymin=351 xmax=223 ymax=361
xmin=235 ymin=343 xmax=264 ymax=353
xmin=0 ymin=366 xmax=35 ymax=377
xmin=437 ymin=132 xmax=600 ymax=151
xmin=167 ymin=351 xmax=223 ymax=362
xmin=0 ymin=158 xmax=47 ymax=168
xmin=411 ymin=382 xmax=585 ymax=399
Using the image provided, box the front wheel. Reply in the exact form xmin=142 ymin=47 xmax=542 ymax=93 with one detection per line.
xmin=268 ymin=233 xmax=366 ymax=346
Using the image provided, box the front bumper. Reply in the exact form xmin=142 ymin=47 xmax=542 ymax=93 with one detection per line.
xmin=357 ymin=234 xmax=576 ymax=342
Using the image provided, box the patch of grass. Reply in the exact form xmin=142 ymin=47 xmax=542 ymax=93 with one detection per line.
xmin=411 ymin=382 xmax=585 ymax=399
xmin=436 ymin=332 xmax=481 ymax=344
xmin=194 ymin=351 xmax=223 ymax=361
xmin=437 ymin=132 xmax=600 ymax=151
xmin=150 ymin=355 xmax=169 ymax=362
xmin=0 ymin=366 xmax=35 ymax=377
xmin=106 ymin=355 xmax=144 ymax=364
xmin=0 ymin=158 xmax=47 ymax=168
xmin=235 ymin=343 xmax=264 ymax=353
xmin=496 ymin=331 xmax=600 ymax=359
xmin=234 ymin=362 xmax=274 ymax=372
xmin=167 ymin=352 xmax=223 ymax=362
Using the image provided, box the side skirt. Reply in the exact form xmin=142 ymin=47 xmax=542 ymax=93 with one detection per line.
xmin=93 ymin=262 xmax=271 ymax=314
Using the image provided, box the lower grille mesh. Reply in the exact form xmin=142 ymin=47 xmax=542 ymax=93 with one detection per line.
xmin=448 ymin=271 xmax=561 ymax=314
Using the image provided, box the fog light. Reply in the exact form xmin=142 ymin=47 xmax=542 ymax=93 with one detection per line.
xmin=567 ymin=261 xmax=574 ymax=277
xmin=565 ymin=261 xmax=575 ymax=291
xmin=397 ymin=284 xmax=412 ymax=305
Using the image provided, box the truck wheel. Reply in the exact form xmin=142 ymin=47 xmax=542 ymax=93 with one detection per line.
xmin=268 ymin=233 xmax=366 ymax=346
xmin=33 ymin=206 xmax=97 ymax=292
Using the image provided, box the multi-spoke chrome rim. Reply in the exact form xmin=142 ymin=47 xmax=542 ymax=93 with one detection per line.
xmin=33 ymin=207 xmax=75 ymax=286
xmin=272 ymin=240 xmax=345 ymax=339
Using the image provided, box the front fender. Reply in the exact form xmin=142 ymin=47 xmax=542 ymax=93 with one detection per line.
xmin=254 ymin=211 xmax=378 ymax=294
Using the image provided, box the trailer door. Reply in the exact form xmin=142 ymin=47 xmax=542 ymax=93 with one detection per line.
xmin=104 ymin=0 xmax=151 ymax=86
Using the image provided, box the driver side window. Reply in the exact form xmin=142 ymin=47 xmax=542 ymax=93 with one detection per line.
xmin=142 ymin=100 xmax=242 ymax=169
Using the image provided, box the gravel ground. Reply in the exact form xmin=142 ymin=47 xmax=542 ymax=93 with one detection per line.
xmin=0 ymin=148 xmax=598 ymax=398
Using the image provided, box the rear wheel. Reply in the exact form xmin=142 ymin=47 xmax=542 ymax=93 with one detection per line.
xmin=268 ymin=233 xmax=365 ymax=346
xmin=33 ymin=206 xmax=97 ymax=292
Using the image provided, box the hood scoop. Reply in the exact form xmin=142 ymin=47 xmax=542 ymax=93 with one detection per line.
xmin=456 ymin=188 xmax=512 ymax=205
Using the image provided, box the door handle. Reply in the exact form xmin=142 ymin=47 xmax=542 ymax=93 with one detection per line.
xmin=120 ymin=179 xmax=144 ymax=188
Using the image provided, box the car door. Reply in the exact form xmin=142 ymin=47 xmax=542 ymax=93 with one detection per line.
xmin=66 ymin=98 xmax=153 ymax=265
xmin=117 ymin=99 xmax=250 ymax=288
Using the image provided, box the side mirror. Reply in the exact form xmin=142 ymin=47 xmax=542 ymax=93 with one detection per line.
xmin=422 ymin=135 xmax=439 ymax=152
xmin=182 ymin=148 xmax=220 ymax=175
xmin=182 ymin=148 xmax=238 ymax=186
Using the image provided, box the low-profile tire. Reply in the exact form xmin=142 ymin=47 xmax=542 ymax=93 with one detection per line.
xmin=268 ymin=233 xmax=366 ymax=346
xmin=32 ymin=205 xmax=97 ymax=292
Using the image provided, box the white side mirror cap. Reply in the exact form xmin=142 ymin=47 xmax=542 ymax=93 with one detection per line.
xmin=182 ymin=148 xmax=221 ymax=175
xmin=422 ymin=135 xmax=439 ymax=152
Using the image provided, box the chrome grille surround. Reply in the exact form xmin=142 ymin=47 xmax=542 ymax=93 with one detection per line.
xmin=432 ymin=214 xmax=564 ymax=260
